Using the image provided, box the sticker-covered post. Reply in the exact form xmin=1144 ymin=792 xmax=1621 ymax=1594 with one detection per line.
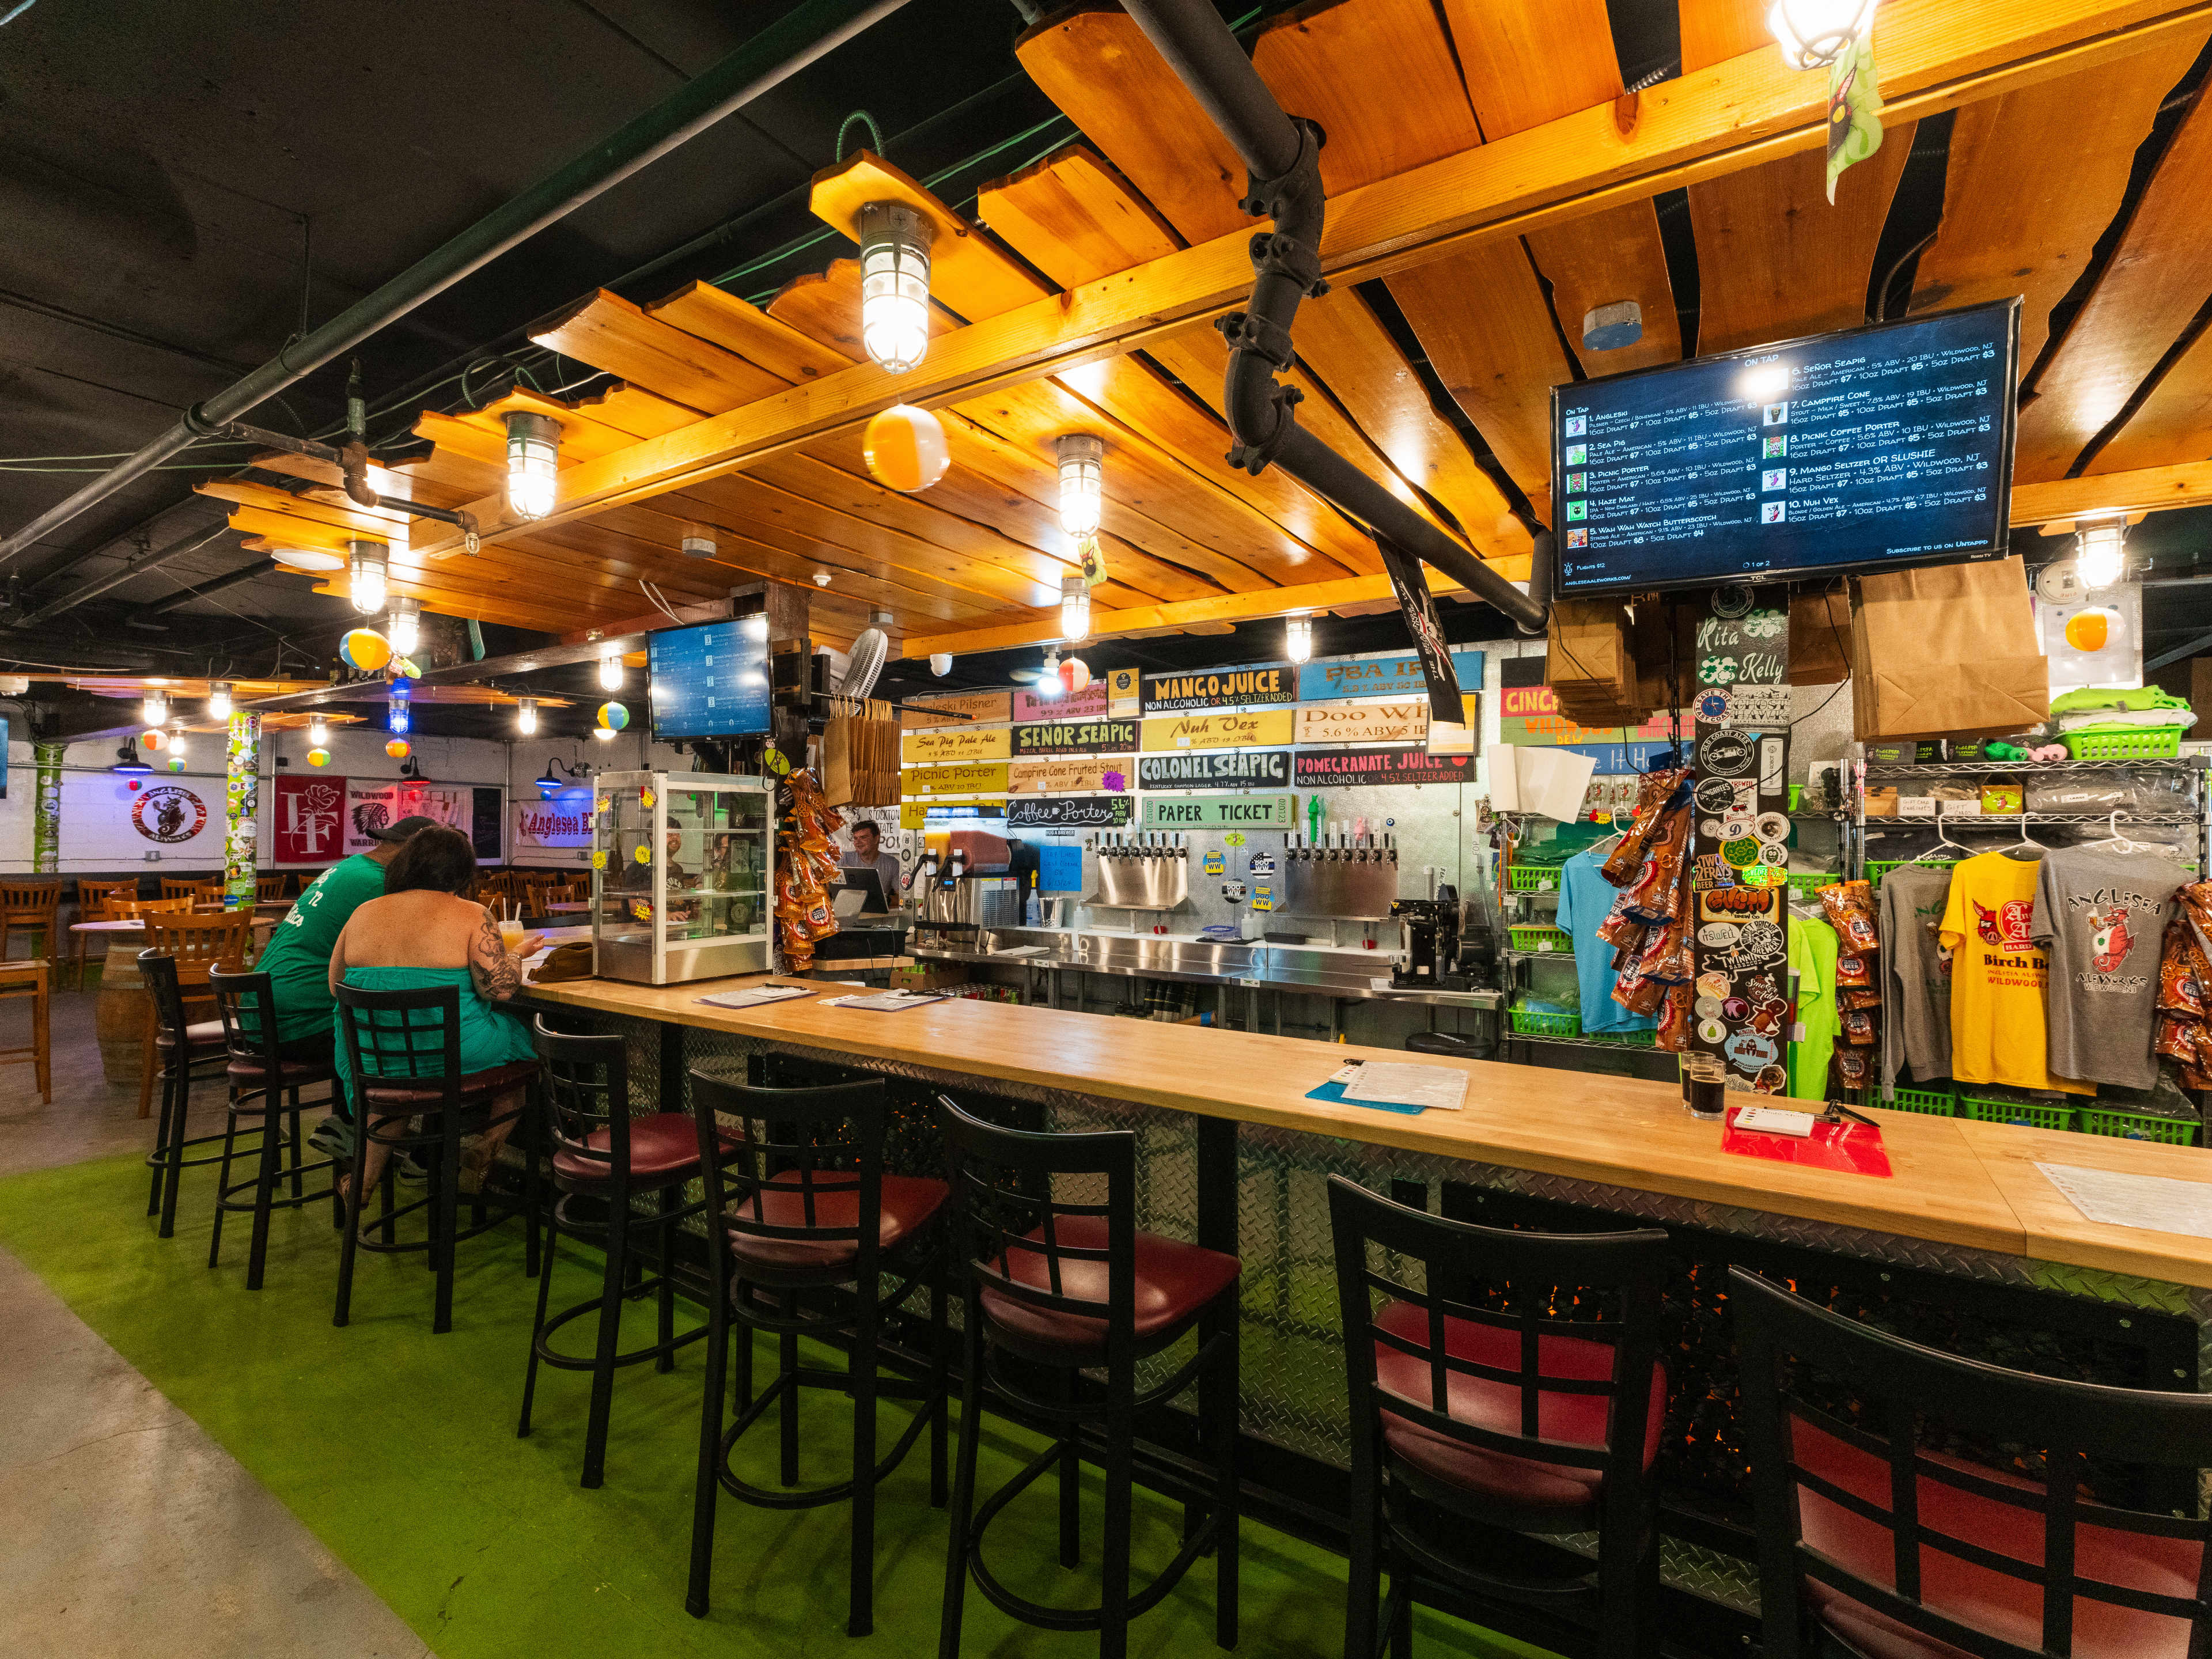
xmin=32 ymin=740 xmax=63 ymax=873
xmin=224 ymin=711 xmax=263 ymax=910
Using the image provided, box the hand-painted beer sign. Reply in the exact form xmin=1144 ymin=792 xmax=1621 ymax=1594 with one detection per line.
xmin=1293 ymin=748 xmax=1475 ymax=788
xmin=1006 ymin=755 xmax=1132 ymax=795
xmin=1135 ymin=749 xmax=1291 ymax=789
xmin=1139 ymin=709 xmax=1294 ymax=752
xmin=1294 ymin=702 xmax=1430 ymax=747
xmin=901 ymin=762 xmax=1010 ymax=797
xmin=1139 ymin=664 xmax=1296 ymax=713
xmin=899 ymin=690 xmax=1011 ymax=729
xmin=1010 ymin=717 xmax=1138 ymax=757
xmin=1296 ymin=649 xmax=1484 ymax=702
xmin=1008 ymin=796 xmax=1134 ymax=829
xmin=1139 ymin=793 xmax=1296 ymax=830
xmin=901 ymin=725 xmax=1012 ymax=764
xmin=1012 ymin=681 xmax=1107 ymax=722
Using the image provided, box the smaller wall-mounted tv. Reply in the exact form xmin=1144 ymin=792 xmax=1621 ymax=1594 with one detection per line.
xmin=1551 ymin=298 xmax=2020 ymax=596
xmin=647 ymin=614 xmax=771 ymax=739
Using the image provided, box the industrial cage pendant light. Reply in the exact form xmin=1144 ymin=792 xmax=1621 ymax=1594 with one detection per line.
xmin=857 ymin=200 xmax=933 ymax=373
xmin=386 ymin=597 xmax=422 ymax=658
xmin=141 ymin=687 xmax=169 ymax=726
xmin=1056 ymin=433 xmax=1104 ymax=537
xmin=504 ymin=410 xmax=563 ymax=520
xmin=599 ymin=650 xmax=624 ymax=692
xmin=1283 ymin=614 xmax=1314 ymax=664
xmin=2077 ymin=518 xmax=2127 ymax=590
xmin=1766 ymin=0 xmax=1877 ymax=69
xmin=516 ymin=697 xmax=539 ymax=736
xmin=1059 ymin=574 xmax=1090 ymax=643
xmin=347 ymin=539 xmax=389 ymax=616
xmin=206 ymin=681 xmax=234 ymax=720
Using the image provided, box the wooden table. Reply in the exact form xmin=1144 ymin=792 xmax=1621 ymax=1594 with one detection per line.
xmin=74 ymin=916 xmax=276 ymax=1086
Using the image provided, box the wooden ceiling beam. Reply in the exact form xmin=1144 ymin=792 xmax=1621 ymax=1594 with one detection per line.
xmin=399 ymin=0 xmax=2203 ymax=555
xmin=2010 ymin=459 xmax=2212 ymax=523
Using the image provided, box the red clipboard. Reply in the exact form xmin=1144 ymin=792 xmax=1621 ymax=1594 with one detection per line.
xmin=1721 ymin=1105 xmax=1893 ymax=1178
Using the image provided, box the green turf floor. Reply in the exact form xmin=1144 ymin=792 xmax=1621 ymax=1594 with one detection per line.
xmin=0 ymin=1152 xmax=1553 ymax=1659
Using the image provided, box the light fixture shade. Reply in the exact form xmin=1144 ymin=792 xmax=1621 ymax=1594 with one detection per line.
xmin=858 ymin=201 xmax=933 ymax=373
xmin=1057 ymin=433 xmax=1105 ymax=537
xmin=680 ymin=534 xmax=716 ymax=559
xmin=307 ymin=715 xmax=329 ymax=747
xmin=1284 ymin=615 xmax=1314 ymax=664
xmin=347 ymin=539 xmax=388 ymax=615
xmin=504 ymin=410 xmax=563 ymax=520
xmin=1766 ymin=0 xmax=1877 ymax=69
xmin=206 ymin=681 xmax=233 ymax=720
xmin=1060 ymin=573 xmax=1091 ymax=643
xmin=386 ymin=597 xmax=421 ymax=658
xmin=168 ymin=726 xmax=188 ymax=762
xmin=387 ymin=687 xmax=410 ymax=736
xmin=536 ymin=762 xmax=564 ymax=796
xmin=593 ymin=725 xmax=618 ymax=743
xmin=1035 ymin=647 xmax=1064 ymax=698
xmin=516 ymin=697 xmax=539 ymax=736
xmin=2077 ymin=519 xmax=2127 ymax=590
xmin=929 ymin=652 xmax=952 ymax=676
xmin=141 ymin=688 xmax=169 ymax=725
xmin=599 ymin=650 xmax=624 ymax=692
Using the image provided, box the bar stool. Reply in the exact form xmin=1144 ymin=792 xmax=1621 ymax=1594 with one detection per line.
xmin=141 ymin=950 xmax=236 ymax=1235
xmin=685 ymin=1068 xmax=949 ymax=1637
xmin=518 ymin=1020 xmax=713 ymax=1488
xmin=0 ymin=878 xmax=63 ymax=976
xmin=138 ymin=910 xmax=252 ymax=1118
xmin=1325 ymin=1177 xmax=1670 ymax=1659
xmin=206 ymin=967 xmax=342 ymax=1289
xmin=936 ymin=1096 xmax=1241 ymax=1659
xmin=334 ymin=980 xmax=540 ymax=1335
xmin=0 ymin=958 xmax=51 ymax=1105
xmin=1732 ymin=1266 xmax=2212 ymax=1659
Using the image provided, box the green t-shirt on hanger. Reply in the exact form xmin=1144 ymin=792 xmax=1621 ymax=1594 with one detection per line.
xmin=1787 ymin=916 xmax=1842 ymax=1104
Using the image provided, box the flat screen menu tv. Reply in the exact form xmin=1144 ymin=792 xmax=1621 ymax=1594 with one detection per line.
xmin=1550 ymin=299 xmax=2019 ymax=596
xmin=647 ymin=614 xmax=771 ymax=738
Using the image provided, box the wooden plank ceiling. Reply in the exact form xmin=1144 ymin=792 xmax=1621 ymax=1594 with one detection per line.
xmin=196 ymin=0 xmax=2212 ymax=652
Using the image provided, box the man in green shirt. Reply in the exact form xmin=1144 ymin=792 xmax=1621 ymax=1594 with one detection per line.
xmin=260 ymin=816 xmax=435 ymax=1045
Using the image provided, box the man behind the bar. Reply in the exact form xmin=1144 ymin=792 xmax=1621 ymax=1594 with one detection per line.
xmin=841 ymin=820 xmax=905 ymax=908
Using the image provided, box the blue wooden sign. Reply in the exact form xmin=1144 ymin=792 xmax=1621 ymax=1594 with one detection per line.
xmin=1297 ymin=649 xmax=1484 ymax=702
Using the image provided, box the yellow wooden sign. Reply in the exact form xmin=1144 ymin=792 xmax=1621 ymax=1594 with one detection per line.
xmin=1294 ymin=701 xmax=1430 ymax=747
xmin=902 ymin=762 xmax=1010 ymax=797
xmin=900 ymin=724 xmax=1012 ymax=763
xmin=1006 ymin=755 xmax=1135 ymax=795
xmin=899 ymin=797 xmax=1004 ymax=828
xmin=900 ymin=690 xmax=1013 ymax=729
xmin=1139 ymin=709 xmax=1294 ymax=752
xmin=1107 ymin=667 xmax=1141 ymax=716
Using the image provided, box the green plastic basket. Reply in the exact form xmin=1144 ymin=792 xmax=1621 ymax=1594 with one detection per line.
xmin=2076 ymin=1105 xmax=2199 ymax=1145
xmin=1785 ymin=872 xmax=1840 ymax=900
xmin=1866 ymin=859 xmax=1955 ymax=890
xmin=1508 ymin=1006 xmax=1578 ymax=1037
xmin=1862 ymin=1084 xmax=1955 ymax=1116
xmin=2061 ymin=727 xmax=2182 ymax=761
xmin=1508 ymin=925 xmax=1573 ymax=955
xmin=1592 ymin=1028 xmax=1658 ymax=1048
xmin=1957 ymin=1093 xmax=2077 ymax=1132
xmin=1508 ymin=865 xmax=1562 ymax=892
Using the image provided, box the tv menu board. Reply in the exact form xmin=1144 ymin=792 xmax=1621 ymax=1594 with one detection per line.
xmin=1551 ymin=300 xmax=2018 ymax=596
xmin=647 ymin=615 xmax=771 ymax=738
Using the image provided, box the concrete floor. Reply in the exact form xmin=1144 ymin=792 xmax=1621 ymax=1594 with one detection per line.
xmin=0 ymin=980 xmax=433 ymax=1657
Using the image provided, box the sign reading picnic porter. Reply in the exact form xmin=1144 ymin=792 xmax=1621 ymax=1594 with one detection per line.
xmin=1135 ymin=749 xmax=1291 ymax=790
xmin=1010 ymin=717 xmax=1138 ymax=757
xmin=1140 ymin=664 xmax=1296 ymax=713
xmin=1294 ymin=748 xmax=1476 ymax=788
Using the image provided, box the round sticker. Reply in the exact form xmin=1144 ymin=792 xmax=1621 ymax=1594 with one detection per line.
xmin=1694 ymin=777 xmax=1738 ymax=814
xmin=1755 ymin=1063 xmax=1790 ymax=1094
xmin=1696 ymin=971 xmax=1731 ymax=1000
xmin=1699 ymin=730 xmax=1755 ymax=777
xmin=1225 ymin=831 xmax=1246 ymax=847
xmin=1700 ymin=818 xmax=1724 ymax=838
xmin=632 ymin=844 xmax=652 ymax=865
xmin=1758 ymin=843 xmax=1789 ymax=868
xmin=1694 ymin=995 xmax=1723 ymax=1020
xmin=1736 ymin=921 xmax=1786 ymax=964
xmin=1695 ymin=688 xmax=1732 ymax=721
xmin=1719 ymin=815 xmax=1755 ymax=840
xmin=1711 ymin=584 xmax=1755 ymax=619
xmin=1697 ymin=922 xmax=1741 ymax=948
xmin=1697 ymin=1018 xmax=1728 ymax=1046
xmin=1721 ymin=836 xmax=1761 ymax=869
xmin=762 ymin=744 xmax=792 ymax=776
xmin=1722 ymin=997 xmax=1749 ymax=1021
xmin=1753 ymin=812 xmax=1790 ymax=844
xmin=1724 ymin=1031 xmax=1781 ymax=1073
xmin=590 ymin=850 xmax=608 ymax=870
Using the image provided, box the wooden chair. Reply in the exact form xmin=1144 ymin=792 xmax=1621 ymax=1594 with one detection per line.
xmin=0 ymin=879 xmax=63 ymax=972
xmin=0 ymin=959 xmax=50 ymax=1105
xmin=136 ymin=911 xmax=252 ymax=1118
xmin=158 ymin=877 xmax=202 ymax=902
xmin=68 ymin=879 xmax=137 ymax=988
xmin=110 ymin=895 xmax=195 ymax=922
xmin=256 ymin=874 xmax=290 ymax=903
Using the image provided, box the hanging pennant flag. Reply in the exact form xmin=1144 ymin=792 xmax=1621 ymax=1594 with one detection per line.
xmin=1077 ymin=532 xmax=1109 ymax=589
xmin=1825 ymin=32 xmax=1885 ymax=204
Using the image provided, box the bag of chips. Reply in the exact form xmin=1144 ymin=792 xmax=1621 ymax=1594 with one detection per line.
xmin=1820 ymin=881 xmax=1881 ymax=955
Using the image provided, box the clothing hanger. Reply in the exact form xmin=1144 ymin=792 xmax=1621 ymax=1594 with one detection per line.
xmin=2077 ymin=809 xmax=2172 ymax=861
xmin=1923 ymin=823 xmax=1971 ymax=862
xmin=2005 ymin=809 xmax=2046 ymax=855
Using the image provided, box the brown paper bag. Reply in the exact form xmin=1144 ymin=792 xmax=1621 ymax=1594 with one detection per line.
xmin=1788 ymin=588 xmax=1852 ymax=686
xmin=1546 ymin=599 xmax=1635 ymax=707
xmin=1851 ymin=556 xmax=2049 ymax=741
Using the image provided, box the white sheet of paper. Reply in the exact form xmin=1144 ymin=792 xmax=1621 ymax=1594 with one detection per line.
xmin=1484 ymin=743 xmax=1522 ymax=812
xmin=1517 ymin=747 xmax=1599 ymax=823
xmin=824 ymin=990 xmax=949 ymax=1012
xmin=2035 ymin=1162 xmax=2212 ymax=1239
xmin=1340 ymin=1062 xmax=1468 ymax=1113
xmin=696 ymin=984 xmax=816 ymax=1009
xmin=1733 ymin=1106 xmax=1816 ymax=1139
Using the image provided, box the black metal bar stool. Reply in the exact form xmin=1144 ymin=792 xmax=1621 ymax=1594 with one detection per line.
xmin=1732 ymin=1266 xmax=2212 ymax=1659
xmin=333 ymin=980 xmax=540 ymax=1335
xmin=141 ymin=949 xmax=239 ymax=1237
xmin=518 ymin=1019 xmax=715 ymax=1488
xmin=206 ymin=966 xmax=343 ymax=1287
xmin=685 ymin=1068 xmax=949 ymax=1637
xmin=935 ymin=1095 xmax=1241 ymax=1659
xmin=1325 ymin=1176 xmax=1670 ymax=1659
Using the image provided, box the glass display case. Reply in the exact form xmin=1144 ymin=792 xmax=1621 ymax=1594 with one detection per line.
xmin=591 ymin=771 xmax=773 ymax=985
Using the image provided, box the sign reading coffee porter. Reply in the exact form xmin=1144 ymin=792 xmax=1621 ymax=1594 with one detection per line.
xmin=1010 ymin=717 xmax=1138 ymax=757
xmin=1009 ymin=796 xmax=1134 ymax=829
xmin=1135 ymin=749 xmax=1291 ymax=789
xmin=1140 ymin=664 xmax=1296 ymax=713
xmin=1139 ymin=793 xmax=1296 ymax=830
xmin=1294 ymin=748 xmax=1476 ymax=787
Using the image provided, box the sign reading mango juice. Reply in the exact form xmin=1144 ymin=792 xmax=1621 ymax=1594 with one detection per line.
xmin=1139 ymin=709 xmax=1294 ymax=752
xmin=901 ymin=724 xmax=1012 ymax=764
xmin=1140 ymin=664 xmax=1296 ymax=713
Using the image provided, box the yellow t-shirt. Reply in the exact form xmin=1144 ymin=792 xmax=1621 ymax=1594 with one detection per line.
xmin=1937 ymin=851 xmax=2093 ymax=1094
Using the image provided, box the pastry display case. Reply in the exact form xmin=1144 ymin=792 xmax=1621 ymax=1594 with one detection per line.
xmin=591 ymin=771 xmax=773 ymax=985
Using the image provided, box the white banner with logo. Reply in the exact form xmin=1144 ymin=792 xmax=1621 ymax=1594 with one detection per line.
xmin=510 ymin=787 xmax=596 ymax=865
xmin=62 ymin=771 xmax=225 ymax=862
xmin=343 ymin=781 xmax=475 ymax=856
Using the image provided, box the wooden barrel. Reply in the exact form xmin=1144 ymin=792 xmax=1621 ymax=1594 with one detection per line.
xmin=93 ymin=934 xmax=149 ymax=1086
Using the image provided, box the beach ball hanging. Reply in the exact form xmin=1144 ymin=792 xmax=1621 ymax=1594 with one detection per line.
xmin=2063 ymin=607 xmax=2122 ymax=653
xmin=596 ymin=700 xmax=630 ymax=732
xmin=385 ymin=738 xmax=411 ymax=760
xmin=862 ymin=404 xmax=950 ymax=493
xmin=166 ymin=754 xmax=187 ymax=772
xmin=306 ymin=748 xmax=331 ymax=768
xmin=141 ymin=728 xmax=166 ymax=751
xmin=1059 ymin=656 xmax=1092 ymax=697
xmin=340 ymin=628 xmax=392 ymax=672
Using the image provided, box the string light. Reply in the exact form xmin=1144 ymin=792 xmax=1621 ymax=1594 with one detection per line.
xmin=387 ymin=597 xmax=421 ymax=657
xmin=1284 ymin=615 xmax=1314 ymax=664
xmin=504 ymin=410 xmax=562 ymax=520
xmin=347 ymin=539 xmax=388 ymax=615
xmin=516 ymin=697 xmax=538 ymax=736
xmin=1057 ymin=434 xmax=1104 ymax=536
xmin=141 ymin=687 xmax=169 ymax=725
xmin=206 ymin=681 xmax=233 ymax=720
xmin=858 ymin=201 xmax=933 ymax=373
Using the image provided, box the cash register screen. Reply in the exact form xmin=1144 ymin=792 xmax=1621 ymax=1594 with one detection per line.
xmin=830 ymin=866 xmax=889 ymax=915
xmin=1551 ymin=300 xmax=2018 ymax=596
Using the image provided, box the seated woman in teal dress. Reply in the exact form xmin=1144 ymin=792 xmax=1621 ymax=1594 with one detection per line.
xmin=327 ymin=825 xmax=543 ymax=1202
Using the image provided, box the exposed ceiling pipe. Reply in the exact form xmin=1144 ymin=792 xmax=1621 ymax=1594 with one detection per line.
xmin=8 ymin=520 xmax=231 ymax=630
xmin=1118 ymin=0 xmax=1549 ymax=636
xmin=145 ymin=558 xmax=281 ymax=615
xmin=0 ymin=0 xmax=916 ymax=569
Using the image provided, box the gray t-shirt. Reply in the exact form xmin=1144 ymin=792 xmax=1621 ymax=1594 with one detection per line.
xmin=2029 ymin=846 xmax=2182 ymax=1090
xmin=840 ymin=850 xmax=906 ymax=907
xmin=1879 ymin=864 xmax=1955 ymax=1085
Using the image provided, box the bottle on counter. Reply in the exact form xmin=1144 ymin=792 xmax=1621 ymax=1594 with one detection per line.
xmin=1025 ymin=871 xmax=1042 ymax=927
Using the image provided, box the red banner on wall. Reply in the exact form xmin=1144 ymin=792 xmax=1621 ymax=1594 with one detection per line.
xmin=272 ymin=774 xmax=348 ymax=864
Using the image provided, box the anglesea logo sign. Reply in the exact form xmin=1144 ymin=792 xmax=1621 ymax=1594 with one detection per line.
xmin=1139 ymin=665 xmax=1296 ymax=713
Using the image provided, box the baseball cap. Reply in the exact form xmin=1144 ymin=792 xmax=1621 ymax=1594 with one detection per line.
xmin=366 ymin=815 xmax=441 ymax=844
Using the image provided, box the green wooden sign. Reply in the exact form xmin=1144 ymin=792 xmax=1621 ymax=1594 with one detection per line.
xmin=1139 ymin=793 xmax=1294 ymax=830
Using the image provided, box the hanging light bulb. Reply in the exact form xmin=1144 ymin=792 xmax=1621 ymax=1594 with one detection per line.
xmin=2077 ymin=518 xmax=2127 ymax=589
xmin=168 ymin=725 xmax=188 ymax=763
xmin=593 ymin=724 xmax=618 ymax=743
xmin=1035 ymin=646 xmax=1064 ymax=699
xmin=858 ymin=201 xmax=933 ymax=373
xmin=205 ymin=681 xmax=233 ymax=721
xmin=1060 ymin=574 xmax=1091 ymax=643
xmin=307 ymin=714 xmax=330 ymax=747
xmin=516 ymin=697 xmax=539 ymax=736
xmin=387 ymin=685 xmax=410 ymax=736
xmin=1057 ymin=433 xmax=1104 ymax=537
xmin=141 ymin=686 xmax=169 ymax=725
xmin=505 ymin=410 xmax=563 ymax=520
xmin=599 ymin=650 xmax=624 ymax=692
xmin=1284 ymin=614 xmax=1314 ymax=664
xmin=347 ymin=539 xmax=388 ymax=616
xmin=1766 ymin=0 xmax=1877 ymax=70
xmin=386 ymin=596 xmax=421 ymax=658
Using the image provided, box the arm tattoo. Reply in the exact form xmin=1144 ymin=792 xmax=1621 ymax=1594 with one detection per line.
xmin=471 ymin=910 xmax=522 ymax=1002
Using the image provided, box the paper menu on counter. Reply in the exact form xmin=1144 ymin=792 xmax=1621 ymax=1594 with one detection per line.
xmin=2036 ymin=1162 xmax=2212 ymax=1240
xmin=824 ymin=990 xmax=950 ymax=1012
xmin=1340 ymin=1062 xmax=1468 ymax=1113
xmin=696 ymin=984 xmax=817 ymax=1010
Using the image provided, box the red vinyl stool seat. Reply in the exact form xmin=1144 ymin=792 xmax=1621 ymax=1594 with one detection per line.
xmin=358 ymin=1058 xmax=539 ymax=1108
xmin=551 ymin=1112 xmax=704 ymax=1185
xmin=979 ymin=1214 xmax=1240 ymax=1357
xmin=725 ymin=1170 xmax=948 ymax=1270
